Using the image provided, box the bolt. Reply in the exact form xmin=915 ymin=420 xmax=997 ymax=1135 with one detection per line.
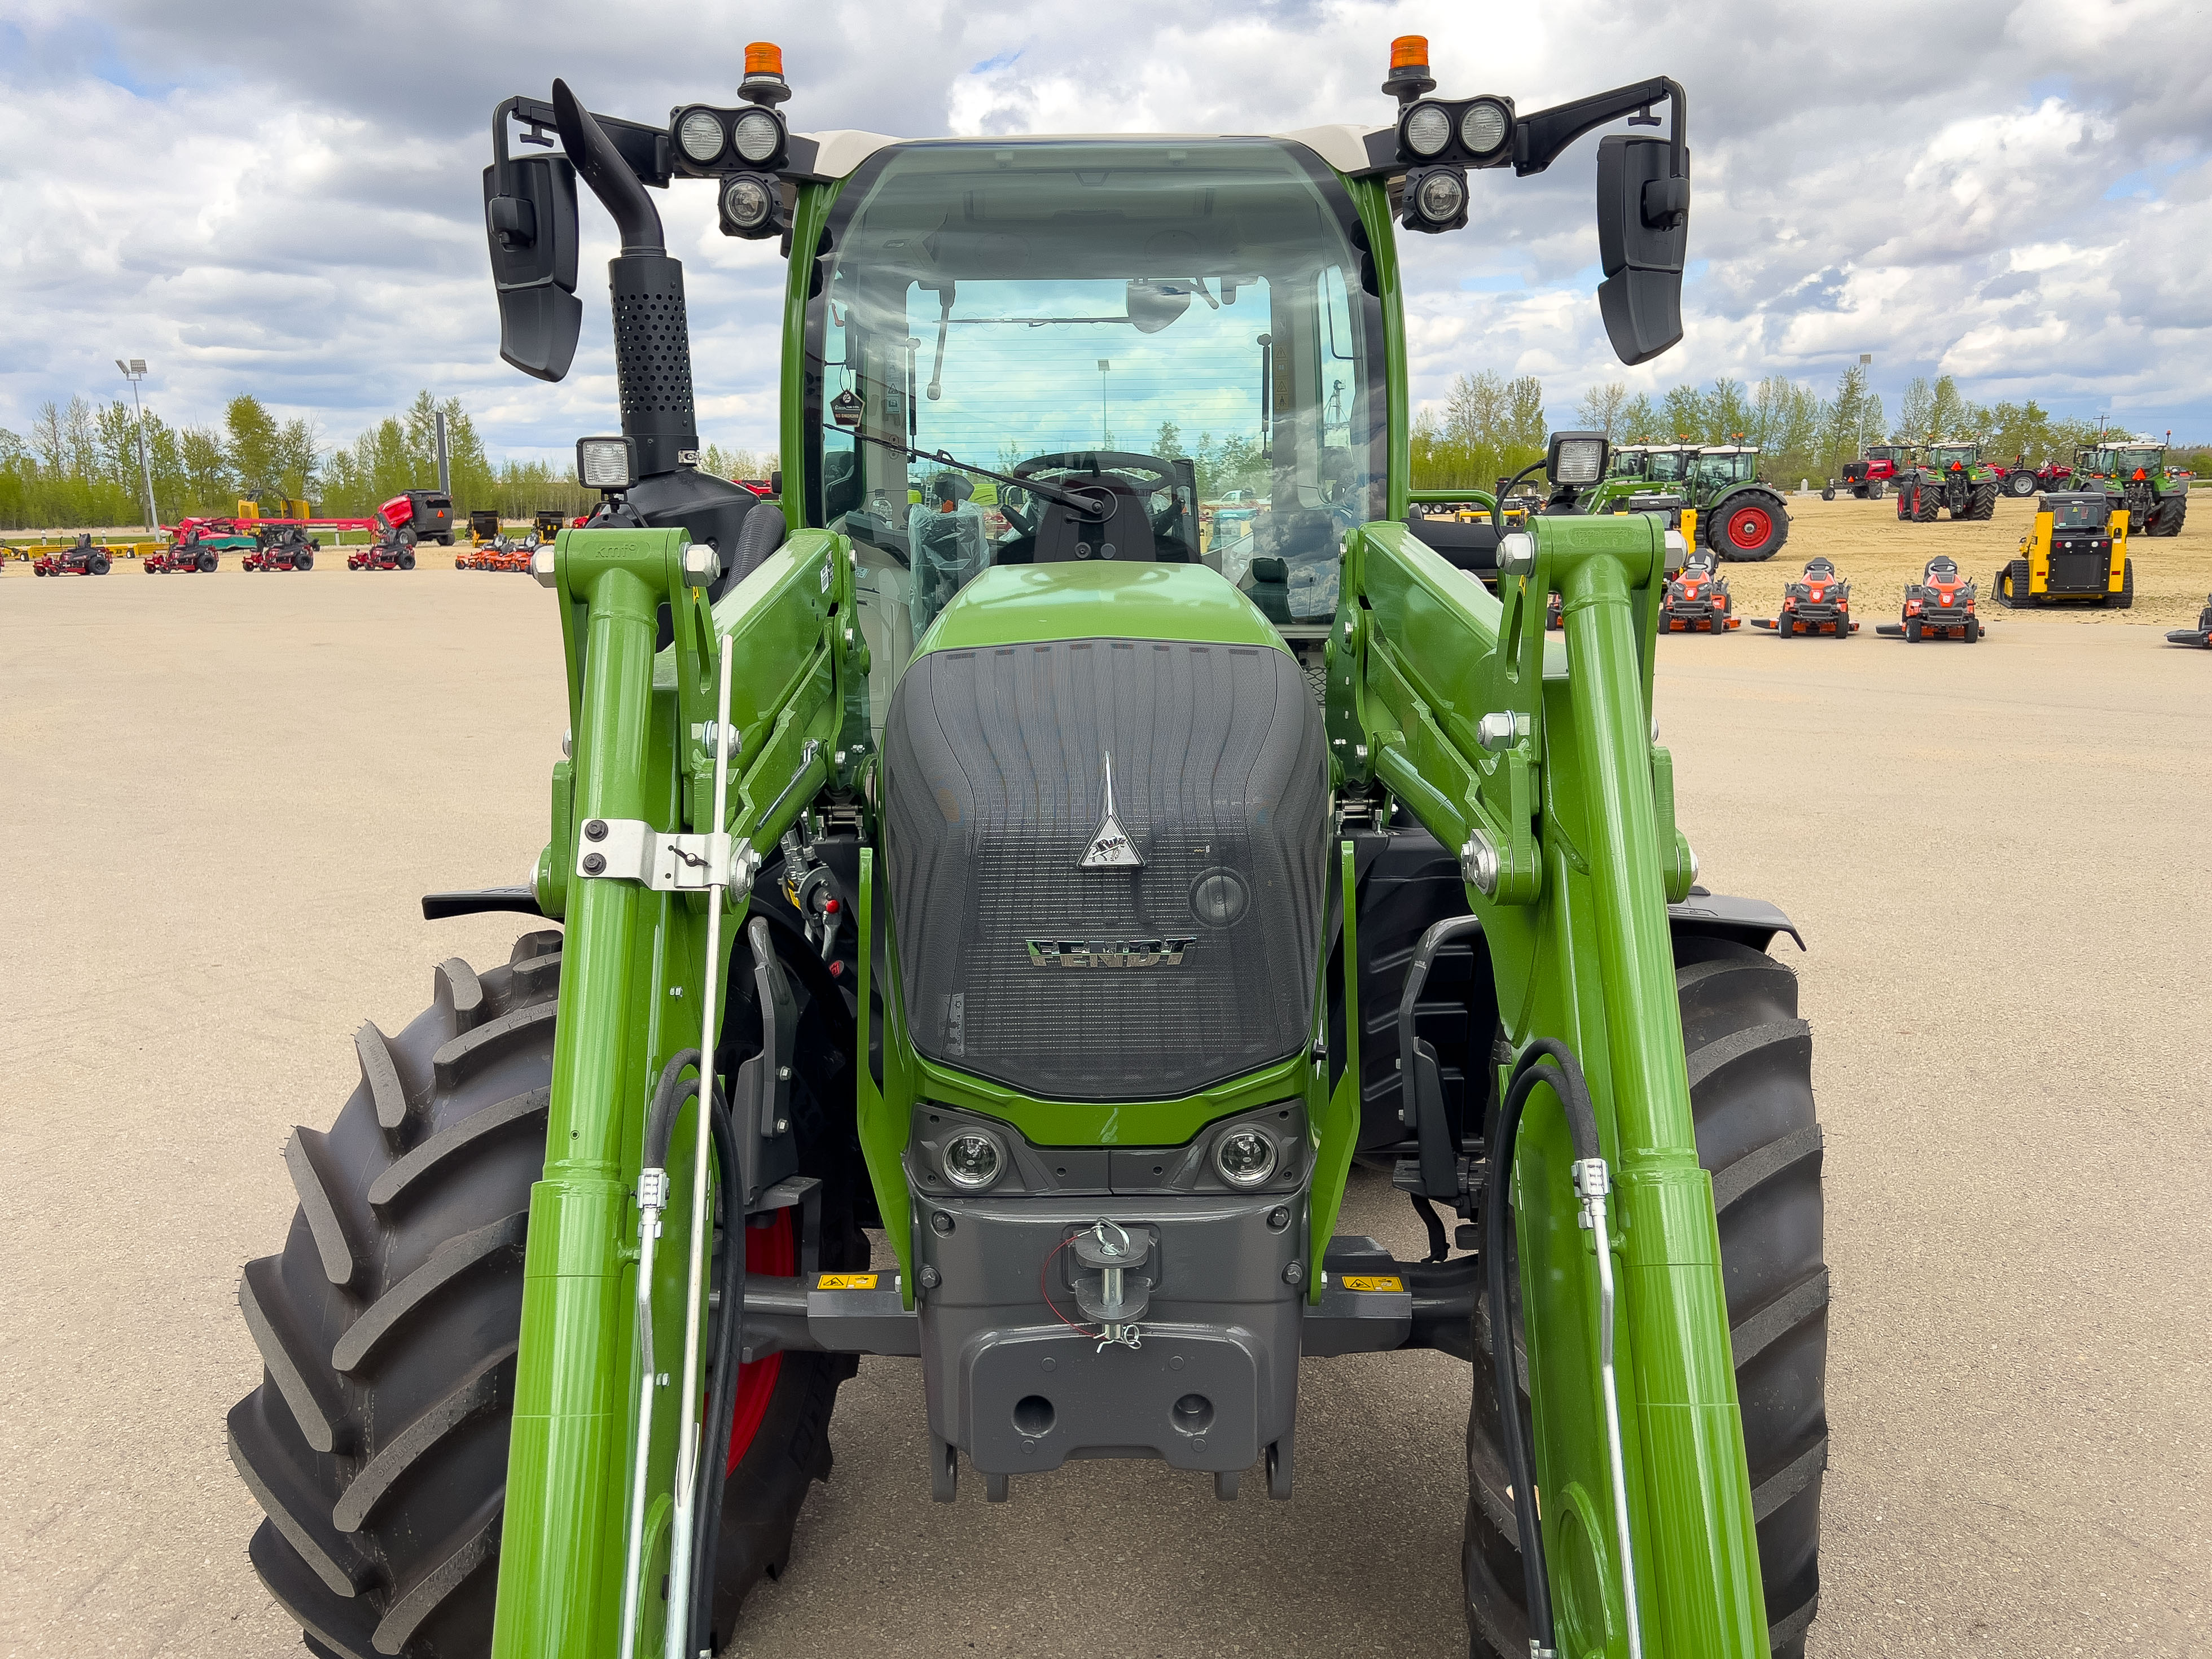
xmin=1169 ymin=1355 xmax=1184 ymax=1371
xmin=581 ymin=852 xmax=606 ymax=875
xmin=681 ymin=545 xmax=720 ymax=585
xmin=1282 ymin=1261 xmax=1304 ymax=1287
xmin=774 ymin=1118 xmax=789 ymax=1134
xmin=1477 ymin=711 xmax=1528 ymax=751
xmin=918 ymin=1265 xmax=941 ymax=1289
xmin=1266 ymin=1206 xmax=1290 ymax=1232
xmin=776 ymin=1065 xmax=791 ymax=1081
xmin=931 ymin=1212 xmax=955 ymax=1235
xmin=1042 ymin=1357 xmax=1056 ymax=1372
xmin=1461 ymin=832 xmax=1500 ymax=896
xmin=583 ymin=819 xmax=608 ymax=841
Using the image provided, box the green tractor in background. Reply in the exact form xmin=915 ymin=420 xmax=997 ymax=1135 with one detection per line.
xmin=1685 ymin=444 xmax=1790 ymax=560
xmin=2069 ymin=434 xmax=2189 ymax=538
xmin=1895 ymin=438 xmax=2000 ymax=523
xmin=227 ymin=36 xmax=1828 ymax=1659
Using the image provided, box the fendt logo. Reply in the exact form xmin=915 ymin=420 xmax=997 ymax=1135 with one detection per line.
xmin=1025 ymin=938 xmax=1194 ymax=969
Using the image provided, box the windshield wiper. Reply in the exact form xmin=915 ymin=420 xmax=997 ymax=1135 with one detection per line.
xmin=836 ymin=428 xmax=1112 ymax=519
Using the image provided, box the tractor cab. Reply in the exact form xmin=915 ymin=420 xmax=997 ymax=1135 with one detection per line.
xmin=1693 ymin=445 xmax=1759 ymax=486
xmin=1642 ymin=445 xmax=1696 ymax=484
xmin=1606 ymin=445 xmax=1650 ymax=479
xmin=807 ymin=138 xmax=1380 ymax=729
xmin=1928 ymin=442 xmax=1979 ymax=473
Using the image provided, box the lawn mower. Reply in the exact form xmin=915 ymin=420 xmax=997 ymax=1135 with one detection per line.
xmin=1660 ymin=546 xmax=1740 ymax=631
xmin=241 ymin=526 xmax=317 ymax=572
xmin=1751 ymin=555 xmax=1854 ymax=635
xmin=1876 ymin=553 xmax=1981 ymax=640
xmin=2166 ymin=594 xmax=2212 ymax=648
xmin=1821 ymin=442 xmax=1916 ymax=501
xmin=1995 ymin=491 xmax=2131 ymax=609
xmin=30 ymin=533 xmax=114 ymax=576
xmin=1894 ymin=441 xmax=1999 ymax=523
xmin=2069 ymin=435 xmax=2188 ymax=538
xmin=347 ymin=530 xmax=419 ymax=571
xmin=144 ymin=538 xmax=222 ymax=573
xmin=228 ymin=42 xmax=1829 ymax=1659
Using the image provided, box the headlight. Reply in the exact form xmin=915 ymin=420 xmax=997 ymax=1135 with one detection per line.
xmin=722 ymin=174 xmax=774 ymax=231
xmin=731 ymin=108 xmax=783 ymax=164
xmin=1403 ymin=102 xmax=1452 ymax=157
xmin=576 ymin=436 xmax=635 ymax=491
xmin=1459 ymin=98 xmax=1510 ymax=156
xmin=1415 ymin=168 xmax=1467 ymax=223
xmin=942 ymin=1130 xmax=1003 ymax=1190
xmin=1552 ymin=438 xmax=1606 ymax=485
xmin=675 ymin=108 xmax=725 ymax=164
xmin=1213 ymin=1126 xmax=1278 ymax=1187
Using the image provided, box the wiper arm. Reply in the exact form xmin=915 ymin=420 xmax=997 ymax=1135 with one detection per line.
xmin=837 ymin=428 xmax=1112 ymax=519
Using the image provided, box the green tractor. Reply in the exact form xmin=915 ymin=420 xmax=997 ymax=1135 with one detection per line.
xmin=1686 ymin=444 xmax=1790 ymax=560
xmin=1894 ymin=439 xmax=2000 ymax=523
xmin=229 ymin=37 xmax=1829 ymax=1659
xmin=2069 ymin=433 xmax=2188 ymax=538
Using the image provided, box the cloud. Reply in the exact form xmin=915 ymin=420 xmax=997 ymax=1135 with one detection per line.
xmin=2 ymin=0 xmax=2210 ymax=461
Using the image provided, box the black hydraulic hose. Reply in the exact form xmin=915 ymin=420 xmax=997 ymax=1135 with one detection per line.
xmin=551 ymin=78 xmax=664 ymax=254
xmin=1484 ymin=1039 xmax=1601 ymax=1647
xmin=689 ymin=1084 xmax=746 ymax=1651
xmin=643 ymin=1049 xmax=745 ymax=1658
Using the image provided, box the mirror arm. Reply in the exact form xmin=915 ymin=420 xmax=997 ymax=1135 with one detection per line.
xmin=554 ymin=80 xmax=664 ymax=254
xmin=1513 ymin=76 xmax=1687 ymax=183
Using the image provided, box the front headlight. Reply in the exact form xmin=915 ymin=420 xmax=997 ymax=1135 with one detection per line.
xmin=722 ymin=174 xmax=774 ymax=232
xmin=1414 ymin=167 xmax=1467 ymax=223
xmin=1403 ymin=102 xmax=1452 ymax=157
xmin=942 ymin=1130 xmax=1004 ymax=1190
xmin=1214 ymin=1126 xmax=1278 ymax=1188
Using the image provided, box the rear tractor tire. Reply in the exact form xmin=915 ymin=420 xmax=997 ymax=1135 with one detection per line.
xmin=229 ymin=931 xmax=863 ymax=1659
xmin=2007 ymin=470 xmax=2038 ymax=497
xmin=2146 ymin=491 xmax=2187 ymax=538
xmin=1965 ymin=481 xmax=1999 ymax=520
xmin=1464 ymin=936 xmax=1828 ymax=1658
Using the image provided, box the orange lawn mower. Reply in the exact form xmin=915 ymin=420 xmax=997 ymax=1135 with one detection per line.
xmin=1875 ymin=554 xmax=1984 ymax=642
xmin=1659 ymin=547 xmax=1740 ymax=632
xmin=1751 ymin=555 xmax=1856 ymax=637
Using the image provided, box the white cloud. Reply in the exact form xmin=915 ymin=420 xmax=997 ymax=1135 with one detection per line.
xmin=2 ymin=0 xmax=2209 ymax=463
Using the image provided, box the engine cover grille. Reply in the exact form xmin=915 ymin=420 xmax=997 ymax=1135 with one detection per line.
xmin=883 ymin=638 xmax=1328 ymax=1101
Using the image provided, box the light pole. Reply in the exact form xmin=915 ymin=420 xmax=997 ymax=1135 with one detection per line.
xmin=114 ymin=358 xmax=158 ymax=533
xmin=1097 ymin=359 xmax=1110 ymax=447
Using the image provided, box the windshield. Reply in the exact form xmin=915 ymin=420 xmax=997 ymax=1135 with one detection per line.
xmin=1869 ymin=446 xmax=1900 ymax=462
xmin=1610 ymin=451 xmax=1647 ymax=477
xmin=2113 ymin=448 xmax=2162 ymax=475
xmin=2051 ymin=495 xmax=2110 ymax=530
xmin=804 ymin=138 xmax=1383 ymax=703
xmin=1931 ymin=445 xmax=1978 ymax=468
xmin=1696 ymin=453 xmax=1755 ymax=484
xmin=1646 ymin=450 xmax=1689 ymax=482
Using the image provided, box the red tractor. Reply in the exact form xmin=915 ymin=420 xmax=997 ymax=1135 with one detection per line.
xmin=1877 ymin=554 xmax=1982 ymax=642
xmin=1996 ymin=454 xmax=2071 ymax=498
xmin=1753 ymin=555 xmax=1854 ymax=636
xmin=240 ymin=526 xmax=318 ymax=572
xmin=1659 ymin=547 xmax=1740 ymax=632
xmin=1823 ymin=443 xmax=1916 ymax=500
xmin=31 ymin=534 xmax=114 ymax=576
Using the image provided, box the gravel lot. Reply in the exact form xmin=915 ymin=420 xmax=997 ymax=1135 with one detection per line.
xmin=2 ymin=520 xmax=2205 ymax=1657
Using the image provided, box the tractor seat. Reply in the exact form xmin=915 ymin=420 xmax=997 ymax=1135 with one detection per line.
xmin=1405 ymin=510 xmax=1500 ymax=573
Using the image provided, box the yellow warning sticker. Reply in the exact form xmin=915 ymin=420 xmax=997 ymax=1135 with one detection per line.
xmin=1340 ymin=1275 xmax=1405 ymax=1293
xmin=816 ymin=1273 xmax=879 ymax=1290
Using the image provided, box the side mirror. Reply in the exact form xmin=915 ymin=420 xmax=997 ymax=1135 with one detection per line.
xmin=1594 ymin=133 xmax=1687 ymax=366
xmin=482 ymin=153 xmax=582 ymax=381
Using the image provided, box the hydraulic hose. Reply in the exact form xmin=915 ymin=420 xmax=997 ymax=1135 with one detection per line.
xmin=1485 ymin=1038 xmax=1606 ymax=1656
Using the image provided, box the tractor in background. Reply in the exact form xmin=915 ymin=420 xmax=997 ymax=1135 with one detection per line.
xmin=1688 ymin=443 xmax=1789 ymax=560
xmin=1995 ymin=453 xmax=2070 ymax=498
xmin=2069 ymin=435 xmax=2188 ymax=538
xmin=226 ymin=41 xmax=1831 ymax=1659
xmin=1895 ymin=440 xmax=1999 ymax=523
xmin=1824 ymin=441 xmax=1916 ymax=500
xmin=1995 ymin=492 xmax=2132 ymax=609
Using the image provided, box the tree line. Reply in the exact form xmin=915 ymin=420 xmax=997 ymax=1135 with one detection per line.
xmin=1415 ymin=365 xmax=2204 ymax=494
xmin=0 ymin=389 xmax=778 ymax=532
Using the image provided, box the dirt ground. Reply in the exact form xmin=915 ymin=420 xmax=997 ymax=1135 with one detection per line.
xmin=1 ymin=538 xmax=2206 ymax=1658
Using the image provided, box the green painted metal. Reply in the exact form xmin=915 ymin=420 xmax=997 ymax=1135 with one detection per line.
xmin=914 ymin=561 xmax=1291 ymax=657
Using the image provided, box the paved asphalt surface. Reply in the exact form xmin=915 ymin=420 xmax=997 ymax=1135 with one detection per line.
xmin=2 ymin=563 xmax=2205 ymax=1658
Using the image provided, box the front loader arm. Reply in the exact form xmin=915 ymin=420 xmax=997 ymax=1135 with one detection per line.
xmin=1332 ymin=512 xmax=1763 ymax=1658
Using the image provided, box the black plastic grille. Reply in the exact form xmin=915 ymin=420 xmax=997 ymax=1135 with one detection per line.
xmin=612 ymin=264 xmax=696 ymax=425
xmin=883 ymin=638 xmax=1329 ymax=1102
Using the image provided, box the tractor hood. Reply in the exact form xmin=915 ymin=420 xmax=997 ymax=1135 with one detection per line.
xmin=881 ymin=564 xmax=1329 ymax=1102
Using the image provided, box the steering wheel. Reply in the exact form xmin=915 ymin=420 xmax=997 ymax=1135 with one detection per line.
xmin=1007 ymin=451 xmax=1180 ymax=532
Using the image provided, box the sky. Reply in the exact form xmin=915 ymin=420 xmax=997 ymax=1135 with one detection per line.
xmin=2 ymin=0 xmax=2209 ymax=467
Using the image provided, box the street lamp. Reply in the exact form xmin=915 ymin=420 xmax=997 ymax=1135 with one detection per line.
xmin=113 ymin=358 xmax=158 ymax=534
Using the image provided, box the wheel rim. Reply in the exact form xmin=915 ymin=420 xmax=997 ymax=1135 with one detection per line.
xmin=725 ymin=1209 xmax=795 ymax=1472
xmin=1726 ymin=506 xmax=1772 ymax=551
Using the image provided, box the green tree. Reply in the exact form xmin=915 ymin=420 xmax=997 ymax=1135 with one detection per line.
xmin=1661 ymin=383 xmax=1706 ymax=442
xmin=1618 ymin=393 xmax=1659 ymax=442
xmin=1574 ymin=382 xmax=1629 ymax=437
xmin=225 ymin=396 xmax=283 ymax=500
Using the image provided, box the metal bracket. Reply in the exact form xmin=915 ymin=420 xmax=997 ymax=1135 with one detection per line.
xmin=574 ymin=818 xmax=756 ymax=893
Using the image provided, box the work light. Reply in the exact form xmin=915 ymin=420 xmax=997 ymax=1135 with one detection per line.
xmin=1402 ymin=102 xmax=1452 ymax=158
xmin=576 ymin=436 xmax=635 ymax=491
xmin=731 ymin=108 xmax=783 ymax=165
xmin=1548 ymin=431 xmax=1610 ymax=486
xmin=1459 ymin=98 xmax=1511 ymax=156
xmin=721 ymin=173 xmax=778 ymax=237
xmin=675 ymin=108 xmax=725 ymax=164
xmin=1402 ymin=164 xmax=1469 ymax=234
